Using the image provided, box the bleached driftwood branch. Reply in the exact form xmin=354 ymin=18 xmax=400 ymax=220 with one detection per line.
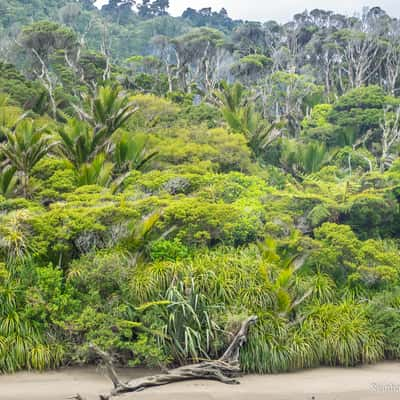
xmin=89 ymin=316 xmax=257 ymax=399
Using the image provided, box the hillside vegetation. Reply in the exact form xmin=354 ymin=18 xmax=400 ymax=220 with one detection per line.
xmin=0 ymin=1 xmax=400 ymax=374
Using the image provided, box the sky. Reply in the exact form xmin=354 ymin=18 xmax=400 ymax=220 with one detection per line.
xmin=95 ymin=0 xmax=400 ymax=22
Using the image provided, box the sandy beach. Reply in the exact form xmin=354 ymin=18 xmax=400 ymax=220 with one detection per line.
xmin=2 ymin=362 xmax=400 ymax=400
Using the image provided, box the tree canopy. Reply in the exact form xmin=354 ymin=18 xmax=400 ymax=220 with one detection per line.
xmin=1 ymin=1 xmax=400 ymax=379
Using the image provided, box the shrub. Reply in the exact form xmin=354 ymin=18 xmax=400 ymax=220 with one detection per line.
xmin=344 ymin=194 xmax=399 ymax=238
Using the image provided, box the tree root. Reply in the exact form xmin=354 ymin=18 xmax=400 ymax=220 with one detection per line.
xmin=88 ymin=315 xmax=257 ymax=399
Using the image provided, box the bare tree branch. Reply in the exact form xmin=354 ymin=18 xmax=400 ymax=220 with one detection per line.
xmin=87 ymin=316 xmax=258 ymax=399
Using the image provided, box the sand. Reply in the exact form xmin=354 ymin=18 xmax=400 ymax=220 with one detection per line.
xmin=2 ymin=362 xmax=400 ymax=400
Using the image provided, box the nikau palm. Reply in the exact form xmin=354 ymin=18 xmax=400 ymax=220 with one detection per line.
xmin=215 ymin=81 xmax=281 ymax=157
xmin=113 ymin=131 xmax=158 ymax=173
xmin=73 ymin=85 xmax=138 ymax=139
xmin=215 ymin=81 xmax=256 ymax=136
xmin=1 ymin=120 xmax=56 ymax=197
xmin=58 ymin=118 xmax=98 ymax=168
xmin=61 ymin=86 xmax=138 ymax=167
xmin=77 ymin=153 xmax=114 ymax=187
xmin=280 ymin=140 xmax=336 ymax=177
xmin=60 ymin=86 xmax=156 ymax=189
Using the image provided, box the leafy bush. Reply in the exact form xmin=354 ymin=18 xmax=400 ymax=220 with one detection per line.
xmin=344 ymin=194 xmax=399 ymax=238
xmin=159 ymin=197 xmax=263 ymax=246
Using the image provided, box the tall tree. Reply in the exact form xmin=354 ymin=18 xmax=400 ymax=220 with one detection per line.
xmin=19 ymin=21 xmax=78 ymax=117
xmin=137 ymin=0 xmax=169 ymax=18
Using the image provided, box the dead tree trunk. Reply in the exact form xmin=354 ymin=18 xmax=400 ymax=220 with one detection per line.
xmin=89 ymin=316 xmax=257 ymax=399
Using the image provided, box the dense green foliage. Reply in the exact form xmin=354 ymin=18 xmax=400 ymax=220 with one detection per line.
xmin=1 ymin=1 xmax=400 ymax=376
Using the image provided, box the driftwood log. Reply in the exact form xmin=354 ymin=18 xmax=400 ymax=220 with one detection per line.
xmin=88 ymin=315 xmax=257 ymax=399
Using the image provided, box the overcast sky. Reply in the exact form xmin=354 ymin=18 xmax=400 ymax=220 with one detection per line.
xmin=95 ymin=0 xmax=399 ymax=22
